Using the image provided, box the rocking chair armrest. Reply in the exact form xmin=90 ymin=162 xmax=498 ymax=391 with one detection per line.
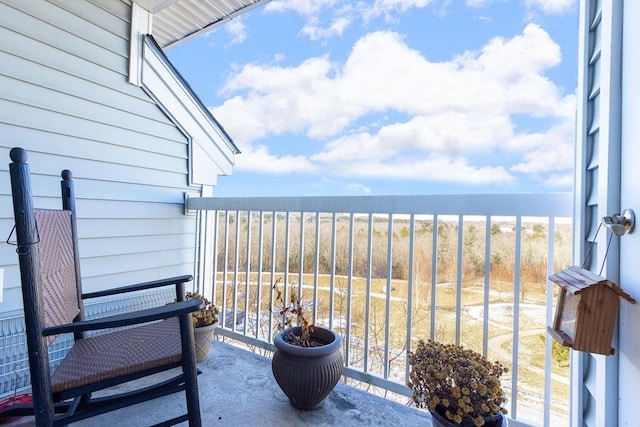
xmin=42 ymin=299 xmax=202 ymax=336
xmin=81 ymin=275 xmax=193 ymax=299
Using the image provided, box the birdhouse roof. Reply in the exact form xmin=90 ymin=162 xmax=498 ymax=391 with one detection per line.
xmin=550 ymin=266 xmax=636 ymax=303
xmin=549 ymin=266 xmax=607 ymax=294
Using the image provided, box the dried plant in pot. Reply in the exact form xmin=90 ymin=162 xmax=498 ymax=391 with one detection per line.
xmin=186 ymin=292 xmax=219 ymax=362
xmin=408 ymin=340 xmax=508 ymax=427
xmin=270 ymin=279 xmax=344 ymax=409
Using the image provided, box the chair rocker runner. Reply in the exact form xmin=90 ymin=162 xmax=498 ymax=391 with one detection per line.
xmin=2 ymin=147 xmax=203 ymax=426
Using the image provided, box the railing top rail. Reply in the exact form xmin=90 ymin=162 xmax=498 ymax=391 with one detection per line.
xmin=187 ymin=193 xmax=573 ymax=217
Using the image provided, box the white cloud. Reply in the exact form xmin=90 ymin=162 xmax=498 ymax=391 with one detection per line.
xmin=213 ymin=23 xmax=574 ymax=187
xmin=473 ymin=24 xmax=561 ymax=78
xmin=267 ymin=0 xmax=432 ymax=41
xmin=316 ymin=177 xmax=372 ymax=194
xmin=466 ymin=0 xmax=492 ymax=7
xmin=215 ymin=56 xmax=346 ymax=138
xmin=544 ymin=173 xmax=573 ymax=187
xmin=374 ymin=0 xmax=432 ymax=11
xmin=211 ymin=96 xmax=268 ymax=147
xmin=508 ymin=118 xmax=575 ymax=173
xmin=466 ymin=0 xmax=576 ymax=18
xmin=267 ymin=0 xmax=431 ymax=16
xmin=234 ymin=145 xmax=315 ymax=173
xmin=318 ymin=154 xmax=515 ymax=184
xmin=266 ymin=0 xmax=341 ymax=16
xmin=225 ymin=19 xmax=247 ymax=45
xmin=346 ymin=182 xmax=372 ymax=194
xmin=311 ymin=112 xmax=513 ymax=164
xmin=525 ymin=0 xmax=576 ymax=15
xmin=369 ymin=0 xmax=433 ymax=19
xmin=300 ymin=16 xmax=351 ymax=40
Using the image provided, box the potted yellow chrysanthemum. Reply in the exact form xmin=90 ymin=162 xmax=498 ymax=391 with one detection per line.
xmin=186 ymin=292 xmax=219 ymax=362
xmin=408 ymin=339 xmax=508 ymax=427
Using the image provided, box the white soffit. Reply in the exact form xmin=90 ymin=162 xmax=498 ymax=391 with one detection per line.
xmin=135 ymin=0 xmax=272 ymax=49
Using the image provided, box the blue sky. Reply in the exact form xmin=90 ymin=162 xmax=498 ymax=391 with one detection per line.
xmin=167 ymin=0 xmax=578 ymax=197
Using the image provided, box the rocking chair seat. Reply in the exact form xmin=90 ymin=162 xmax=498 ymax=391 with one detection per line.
xmin=51 ymin=318 xmax=182 ymax=396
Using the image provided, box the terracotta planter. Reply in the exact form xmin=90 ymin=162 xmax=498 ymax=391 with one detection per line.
xmin=430 ymin=404 xmax=506 ymax=427
xmin=271 ymin=326 xmax=344 ymax=409
xmin=193 ymin=322 xmax=217 ymax=362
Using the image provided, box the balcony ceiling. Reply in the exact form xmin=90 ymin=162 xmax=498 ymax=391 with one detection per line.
xmin=134 ymin=0 xmax=272 ymax=48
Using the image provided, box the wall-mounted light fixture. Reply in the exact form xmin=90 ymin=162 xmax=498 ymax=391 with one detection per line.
xmin=602 ymin=209 xmax=635 ymax=236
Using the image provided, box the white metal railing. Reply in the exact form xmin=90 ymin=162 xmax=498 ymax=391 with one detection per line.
xmin=187 ymin=193 xmax=573 ymax=426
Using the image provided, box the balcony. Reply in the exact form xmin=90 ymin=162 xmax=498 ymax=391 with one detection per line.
xmin=1 ymin=192 xmax=573 ymax=426
xmin=185 ymin=192 xmax=574 ymax=427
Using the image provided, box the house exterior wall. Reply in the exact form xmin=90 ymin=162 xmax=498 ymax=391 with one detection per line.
xmin=0 ymin=0 xmax=201 ymax=315
xmin=618 ymin=1 xmax=640 ymax=424
xmin=574 ymin=1 xmax=639 ymax=426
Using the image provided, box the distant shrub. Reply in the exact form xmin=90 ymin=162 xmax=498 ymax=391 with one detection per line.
xmin=539 ymin=334 xmax=570 ymax=366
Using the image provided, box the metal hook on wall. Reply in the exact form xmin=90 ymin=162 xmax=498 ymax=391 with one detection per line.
xmin=602 ymin=209 xmax=635 ymax=236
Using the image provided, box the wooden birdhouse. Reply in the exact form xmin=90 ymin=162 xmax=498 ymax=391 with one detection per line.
xmin=548 ymin=266 xmax=636 ymax=355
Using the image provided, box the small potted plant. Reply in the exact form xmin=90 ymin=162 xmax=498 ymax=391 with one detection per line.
xmin=186 ymin=291 xmax=219 ymax=362
xmin=270 ymin=278 xmax=344 ymax=409
xmin=273 ymin=278 xmax=317 ymax=347
xmin=408 ymin=339 xmax=508 ymax=427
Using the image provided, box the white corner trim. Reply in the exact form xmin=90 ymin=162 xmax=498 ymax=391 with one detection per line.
xmin=129 ymin=3 xmax=153 ymax=86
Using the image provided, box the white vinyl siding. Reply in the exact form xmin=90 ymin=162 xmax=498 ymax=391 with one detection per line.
xmin=0 ymin=0 xmax=199 ymax=314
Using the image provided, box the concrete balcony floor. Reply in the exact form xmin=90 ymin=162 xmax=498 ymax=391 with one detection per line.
xmin=9 ymin=340 xmax=430 ymax=426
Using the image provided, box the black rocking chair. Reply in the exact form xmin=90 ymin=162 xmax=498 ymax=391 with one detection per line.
xmin=3 ymin=147 xmax=203 ymax=426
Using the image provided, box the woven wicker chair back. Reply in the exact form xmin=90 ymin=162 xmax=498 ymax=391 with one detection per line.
xmin=34 ymin=208 xmax=81 ymax=343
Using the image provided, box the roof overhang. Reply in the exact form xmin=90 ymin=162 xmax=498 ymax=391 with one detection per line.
xmin=128 ymin=0 xmax=272 ymax=185
xmin=133 ymin=0 xmax=273 ymax=49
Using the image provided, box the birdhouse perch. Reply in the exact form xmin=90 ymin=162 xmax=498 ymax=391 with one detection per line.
xmin=548 ymin=266 xmax=636 ymax=355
